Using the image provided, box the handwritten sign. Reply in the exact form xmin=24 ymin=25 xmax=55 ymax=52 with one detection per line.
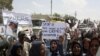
xmin=42 ymin=22 xmax=66 ymax=39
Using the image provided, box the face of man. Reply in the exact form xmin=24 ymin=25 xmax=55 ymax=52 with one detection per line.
xmin=59 ymin=36 xmax=64 ymax=43
xmin=90 ymin=40 xmax=99 ymax=55
xmin=40 ymin=44 xmax=45 ymax=56
xmin=72 ymin=44 xmax=81 ymax=56
xmin=83 ymin=40 xmax=90 ymax=50
xmin=9 ymin=22 xmax=17 ymax=30
xmin=51 ymin=41 xmax=58 ymax=51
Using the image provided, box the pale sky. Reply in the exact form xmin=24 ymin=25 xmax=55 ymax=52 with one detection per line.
xmin=12 ymin=0 xmax=100 ymax=21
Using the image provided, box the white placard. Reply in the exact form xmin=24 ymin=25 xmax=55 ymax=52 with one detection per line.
xmin=6 ymin=20 xmax=18 ymax=37
xmin=42 ymin=21 xmax=66 ymax=39
xmin=2 ymin=11 xmax=32 ymax=25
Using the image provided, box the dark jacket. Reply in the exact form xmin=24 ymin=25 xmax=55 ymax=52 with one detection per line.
xmin=11 ymin=44 xmax=23 ymax=56
xmin=29 ymin=40 xmax=42 ymax=56
xmin=58 ymin=43 xmax=64 ymax=56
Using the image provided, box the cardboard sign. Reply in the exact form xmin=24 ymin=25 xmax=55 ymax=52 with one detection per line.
xmin=2 ymin=11 xmax=32 ymax=25
xmin=42 ymin=22 xmax=66 ymax=39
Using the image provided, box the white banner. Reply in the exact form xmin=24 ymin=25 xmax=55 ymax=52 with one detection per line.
xmin=42 ymin=22 xmax=66 ymax=39
xmin=2 ymin=11 xmax=32 ymax=25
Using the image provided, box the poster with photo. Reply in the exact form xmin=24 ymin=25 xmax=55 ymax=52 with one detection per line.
xmin=6 ymin=20 xmax=18 ymax=37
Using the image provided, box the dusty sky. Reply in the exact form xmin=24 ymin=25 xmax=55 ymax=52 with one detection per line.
xmin=13 ymin=0 xmax=100 ymax=21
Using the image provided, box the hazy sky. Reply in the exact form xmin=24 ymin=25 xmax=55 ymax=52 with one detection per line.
xmin=13 ymin=0 xmax=100 ymax=21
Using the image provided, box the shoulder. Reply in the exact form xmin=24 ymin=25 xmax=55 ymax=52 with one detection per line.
xmin=46 ymin=48 xmax=51 ymax=56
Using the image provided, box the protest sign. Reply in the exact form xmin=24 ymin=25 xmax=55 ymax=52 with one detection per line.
xmin=0 ymin=26 xmax=5 ymax=35
xmin=42 ymin=21 xmax=66 ymax=39
xmin=6 ymin=20 xmax=18 ymax=37
xmin=2 ymin=11 xmax=32 ymax=25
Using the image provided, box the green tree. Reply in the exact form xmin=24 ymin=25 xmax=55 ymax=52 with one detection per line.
xmin=53 ymin=13 xmax=60 ymax=18
xmin=0 ymin=0 xmax=13 ymax=23
xmin=0 ymin=0 xmax=13 ymax=10
xmin=51 ymin=13 xmax=64 ymax=21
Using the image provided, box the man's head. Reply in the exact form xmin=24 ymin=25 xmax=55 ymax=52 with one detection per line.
xmin=30 ymin=41 xmax=45 ymax=56
xmin=59 ymin=36 xmax=64 ymax=44
xmin=89 ymin=37 xmax=100 ymax=56
xmin=50 ymin=40 xmax=58 ymax=52
xmin=18 ymin=31 xmax=26 ymax=44
xmin=83 ymin=38 xmax=91 ymax=50
xmin=9 ymin=21 xmax=18 ymax=30
xmin=31 ymin=35 xmax=37 ymax=42
xmin=71 ymin=41 xmax=82 ymax=56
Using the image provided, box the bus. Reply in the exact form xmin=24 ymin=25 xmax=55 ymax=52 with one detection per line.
xmin=32 ymin=19 xmax=46 ymax=36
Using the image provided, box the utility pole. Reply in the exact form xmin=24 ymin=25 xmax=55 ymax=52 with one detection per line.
xmin=75 ymin=11 xmax=77 ymax=19
xmin=0 ymin=9 xmax=3 ymax=24
xmin=51 ymin=0 xmax=52 ymax=16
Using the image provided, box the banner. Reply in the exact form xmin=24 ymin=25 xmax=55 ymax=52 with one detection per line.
xmin=2 ymin=11 xmax=32 ymax=25
xmin=42 ymin=22 xmax=66 ymax=39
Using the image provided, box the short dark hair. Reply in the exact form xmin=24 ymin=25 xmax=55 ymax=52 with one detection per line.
xmin=9 ymin=22 xmax=18 ymax=28
xmin=83 ymin=38 xmax=91 ymax=44
xmin=50 ymin=40 xmax=58 ymax=45
xmin=18 ymin=31 xmax=26 ymax=38
xmin=90 ymin=37 xmax=100 ymax=45
xmin=71 ymin=41 xmax=81 ymax=49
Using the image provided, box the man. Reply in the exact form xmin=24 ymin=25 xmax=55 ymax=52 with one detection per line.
xmin=0 ymin=36 xmax=9 ymax=56
xmin=58 ymin=36 xmax=64 ymax=56
xmin=14 ymin=31 xmax=31 ymax=56
xmin=64 ymin=29 xmax=71 ymax=55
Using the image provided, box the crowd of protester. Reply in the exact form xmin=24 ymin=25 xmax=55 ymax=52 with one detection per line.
xmin=0 ymin=25 xmax=100 ymax=56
